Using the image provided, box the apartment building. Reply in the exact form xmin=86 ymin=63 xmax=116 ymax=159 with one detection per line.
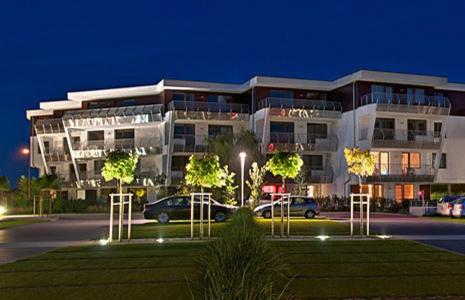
xmin=26 ymin=70 xmax=465 ymax=203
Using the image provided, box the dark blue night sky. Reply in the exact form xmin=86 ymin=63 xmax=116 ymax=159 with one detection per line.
xmin=1 ymin=0 xmax=465 ymax=184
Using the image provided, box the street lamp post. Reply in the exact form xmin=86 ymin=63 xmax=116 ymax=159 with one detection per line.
xmin=239 ymin=152 xmax=247 ymax=207
xmin=21 ymin=148 xmax=31 ymax=203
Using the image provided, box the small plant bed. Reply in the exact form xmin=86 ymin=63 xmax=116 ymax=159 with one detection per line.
xmin=1 ymin=239 xmax=465 ymax=299
xmin=127 ymin=218 xmax=350 ymax=239
xmin=0 ymin=219 xmax=46 ymax=230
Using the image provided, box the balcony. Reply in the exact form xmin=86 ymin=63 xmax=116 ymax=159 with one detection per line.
xmin=172 ymin=134 xmax=208 ymax=153
xmin=63 ymin=104 xmax=163 ymax=128
xmin=305 ymin=167 xmax=334 ymax=183
xmin=258 ymin=97 xmax=342 ymax=119
xmin=266 ymin=133 xmax=338 ymax=152
xmin=43 ymin=149 xmax=71 ymax=162
xmin=366 ymin=164 xmax=434 ymax=183
xmin=34 ymin=118 xmax=65 ymax=135
xmin=78 ymin=169 xmax=162 ymax=188
xmin=72 ymin=138 xmax=163 ymax=158
xmin=168 ymin=101 xmax=249 ymax=121
xmin=360 ymin=93 xmax=450 ymax=115
xmin=371 ymin=129 xmax=441 ymax=149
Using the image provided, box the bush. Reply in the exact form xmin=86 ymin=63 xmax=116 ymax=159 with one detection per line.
xmin=53 ymin=198 xmax=87 ymax=213
xmin=196 ymin=208 xmax=290 ymax=299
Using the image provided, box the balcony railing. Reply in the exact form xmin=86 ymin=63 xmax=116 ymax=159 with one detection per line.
xmin=78 ymin=169 xmax=162 ymax=187
xmin=305 ymin=167 xmax=334 ymax=183
xmin=258 ymin=97 xmax=342 ymax=119
xmin=366 ymin=164 xmax=434 ymax=183
xmin=72 ymin=138 xmax=163 ymax=158
xmin=360 ymin=93 xmax=450 ymax=115
xmin=168 ymin=101 xmax=249 ymax=121
xmin=172 ymin=134 xmax=208 ymax=153
xmin=34 ymin=118 xmax=65 ymax=134
xmin=266 ymin=133 xmax=338 ymax=152
xmin=43 ymin=149 xmax=71 ymax=162
xmin=63 ymin=104 xmax=163 ymax=127
xmin=371 ymin=129 xmax=441 ymax=149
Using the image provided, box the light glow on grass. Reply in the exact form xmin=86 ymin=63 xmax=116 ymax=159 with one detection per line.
xmin=156 ymin=238 xmax=164 ymax=243
xmin=316 ymin=235 xmax=330 ymax=241
xmin=99 ymin=238 xmax=109 ymax=246
xmin=377 ymin=235 xmax=392 ymax=240
xmin=0 ymin=206 xmax=6 ymax=215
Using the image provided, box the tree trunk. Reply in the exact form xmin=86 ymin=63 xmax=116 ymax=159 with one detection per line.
xmin=118 ymin=180 xmax=124 ymax=242
xmin=282 ymin=177 xmax=285 ymax=194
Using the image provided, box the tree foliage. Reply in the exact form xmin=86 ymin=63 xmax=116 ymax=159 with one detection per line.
xmin=0 ymin=176 xmax=9 ymax=191
xmin=246 ymin=162 xmax=267 ymax=209
xmin=344 ymin=147 xmax=376 ymax=182
xmin=267 ymin=152 xmax=303 ymax=188
xmin=222 ymin=166 xmax=238 ymax=206
xmin=293 ymin=164 xmax=308 ymax=196
xmin=185 ymin=154 xmax=226 ymax=191
xmin=101 ymin=151 xmax=139 ymax=190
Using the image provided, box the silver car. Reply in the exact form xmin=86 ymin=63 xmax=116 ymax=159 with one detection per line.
xmin=253 ymin=196 xmax=320 ymax=219
xmin=451 ymin=197 xmax=465 ymax=218
xmin=437 ymin=195 xmax=461 ymax=216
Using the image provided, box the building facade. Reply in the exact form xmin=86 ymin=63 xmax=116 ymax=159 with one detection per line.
xmin=26 ymin=70 xmax=465 ymax=202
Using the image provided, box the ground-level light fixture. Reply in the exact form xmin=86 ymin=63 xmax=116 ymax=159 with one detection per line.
xmin=99 ymin=238 xmax=109 ymax=246
xmin=0 ymin=206 xmax=6 ymax=215
xmin=376 ymin=235 xmax=392 ymax=240
xmin=156 ymin=238 xmax=164 ymax=244
xmin=239 ymin=152 xmax=247 ymax=206
xmin=316 ymin=235 xmax=330 ymax=241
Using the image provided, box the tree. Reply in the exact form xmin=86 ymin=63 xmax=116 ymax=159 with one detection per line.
xmin=185 ymin=154 xmax=226 ymax=194
xmin=0 ymin=176 xmax=10 ymax=208
xmin=344 ymin=147 xmax=376 ymax=188
xmin=267 ymin=152 xmax=303 ymax=192
xmin=293 ymin=164 xmax=308 ymax=196
xmin=246 ymin=162 xmax=267 ymax=209
xmin=101 ymin=150 xmax=139 ymax=194
xmin=222 ymin=166 xmax=238 ymax=206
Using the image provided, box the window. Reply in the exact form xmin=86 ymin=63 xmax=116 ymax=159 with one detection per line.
xmin=374 ymin=118 xmax=395 ymax=140
xmin=117 ymin=99 xmax=136 ymax=107
xmin=402 ymin=152 xmax=421 ymax=172
xmin=87 ymin=131 xmax=104 ymax=141
xmin=43 ymin=141 xmax=50 ymax=153
xmin=303 ymin=155 xmax=323 ymax=170
xmin=395 ymin=184 xmax=414 ymax=202
xmin=166 ymin=197 xmax=188 ymax=206
xmin=291 ymin=197 xmax=306 ymax=205
xmin=208 ymin=125 xmax=233 ymax=138
xmin=172 ymin=93 xmax=194 ymax=102
xmin=432 ymin=153 xmax=447 ymax=169
xmin=174 ymin=124 xmax=195 ymax=136
xmin=407 ymin=88 xmax=425 ymax=105
xmin=434 ymin=122 xmax=442 ymax=138
xmin=372 ymin=152 xmax=389 ymax=175
xmin=115 ymin=129 xmax=135 ymax=139
xmin=172 ymin=156 xmax=188 ymax=171
xmin=307 ymin=123 xmax=327 ymax=141
xmin=88 ymin=100 xmax=112 ymax=109
xmin=207 ymin=95 xmax=218 ymax=102
xmin=270 ymin=122 xmax=294 ymax=143
xmin=94 ymin=160 xmax=105 ymax=175
xmin=50 ymin=166 xmax=57 ymax=175
xmin=371 ymin=85 xmax=393 ymax=102
xmin=407 ymin=119 xmax=427 ymax=139
xmin=435 ymin=91 xmax=446 ymax=106
xmin=269 ymin=90 xmax=294 ymax=99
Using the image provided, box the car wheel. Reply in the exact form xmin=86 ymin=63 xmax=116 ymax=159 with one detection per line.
xmin=262 ymin=211 xmax=272 ymax=219
xmin=157 ymin=212 xmax=170 ymax=224
xmin=214 ymin=212 xmax=226 ymax=222
xmin=304 ymin=210 xmax=315 ymax=219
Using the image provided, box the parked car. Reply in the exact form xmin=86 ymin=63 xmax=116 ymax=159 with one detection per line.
xmin=437 ymin=195 xmax=461 ymax=216
xmin=253 ymin=196 xmax=320 ymax=219
xmin=143 ymin=195 xmax=237 ymax=223
xmin=451 ymin=197 xmax=465 ymax=218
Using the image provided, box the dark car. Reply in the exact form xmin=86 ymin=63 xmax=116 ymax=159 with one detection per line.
xmin=143 ymin=195 xmax=237 ymax=223
xmin=253 ymin=196 xmax=320 ymax=219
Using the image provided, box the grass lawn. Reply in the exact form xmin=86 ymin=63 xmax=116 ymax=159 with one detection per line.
xmin=2 ymin=239 xmax=465 ymax=299
xmin=0 ymin=219 xmax=45 ymax=230
xmin=128 ymin=218 xmax=351 ymax=239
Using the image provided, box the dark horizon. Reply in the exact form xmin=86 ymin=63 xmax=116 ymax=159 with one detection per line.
xmin=2 ymin=0 xmax=465 ymax=185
